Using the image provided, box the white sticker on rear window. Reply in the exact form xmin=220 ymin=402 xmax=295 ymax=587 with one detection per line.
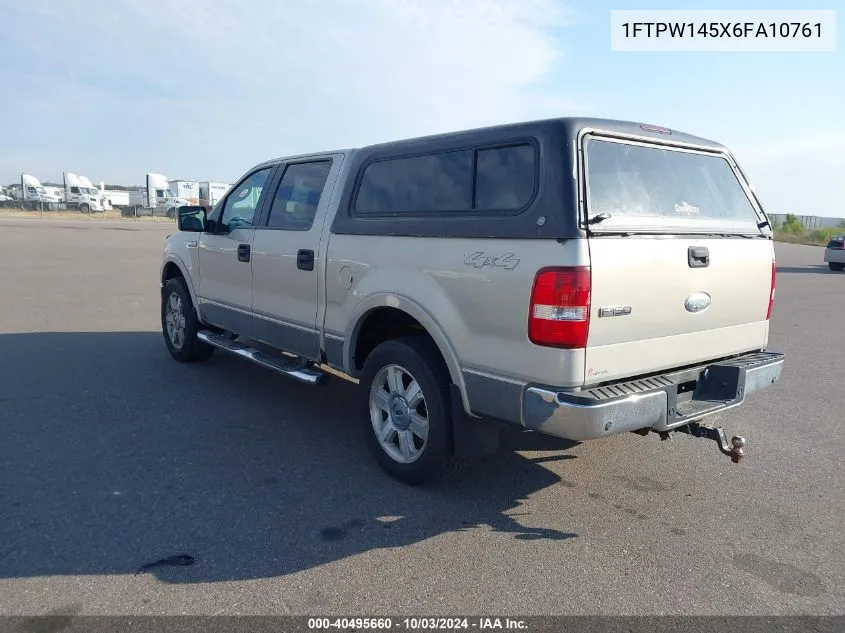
xmin=674 ymin=201 xmax=700 ymax=215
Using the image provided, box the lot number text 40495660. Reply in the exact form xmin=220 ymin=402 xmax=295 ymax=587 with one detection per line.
xmin=307 ymin=617 xmax=529 ymax=631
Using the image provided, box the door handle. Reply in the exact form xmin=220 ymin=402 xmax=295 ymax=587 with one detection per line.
xmin=297 ymin=249 xmax=315 ymax=271
xmin=688 ymin=246 xmax=709 ymax=268
xmin=237 ymin=243 xmax=251 ymax=262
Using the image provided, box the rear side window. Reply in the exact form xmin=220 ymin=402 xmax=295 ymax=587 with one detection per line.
xmin=356 ymin=151 xmax=472 ymax=214
xmin=585 ymin=138 xmax=758 ymax=224
xmin=354 ymin=143 xmax=536 ymax=216
xmin=266 ymin=161 xmax=332 ymax=230
xmin=474 ymin=145 xmax=535 ymax=211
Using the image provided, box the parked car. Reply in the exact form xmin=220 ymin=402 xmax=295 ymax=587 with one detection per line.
xmin=824 ymin=235 xmax=845 ymax=271
xmin=159 ymin=117 xmax=784 ymax=485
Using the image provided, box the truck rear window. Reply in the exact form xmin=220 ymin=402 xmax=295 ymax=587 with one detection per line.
xmin=585 ymin=138 xmax=760 ymax=227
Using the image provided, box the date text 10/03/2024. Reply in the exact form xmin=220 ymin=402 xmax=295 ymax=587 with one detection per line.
xmin=307 ymin=618 xmax=529 ymax=630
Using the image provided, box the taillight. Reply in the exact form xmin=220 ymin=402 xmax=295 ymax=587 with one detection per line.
xmin=528 ymin=267 xmax=591 ymax=348
xmin=766 ymin=260 xmax=776 ymax=320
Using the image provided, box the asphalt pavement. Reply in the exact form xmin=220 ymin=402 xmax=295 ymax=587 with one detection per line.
xmin=0 ymin=217 xmax=842 ymax=616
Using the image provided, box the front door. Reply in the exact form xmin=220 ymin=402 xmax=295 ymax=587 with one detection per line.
xmin=250 ymin=158 xmax=340 ymax=360
xmin=196 ymin=165 xmax=276 ymax=336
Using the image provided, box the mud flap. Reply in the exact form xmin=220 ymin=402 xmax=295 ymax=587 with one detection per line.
xmin=450 ymin=384 xmax=499 ymax=459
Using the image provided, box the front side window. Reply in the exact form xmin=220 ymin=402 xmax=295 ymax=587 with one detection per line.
xmin=266 ymin=161 xmax=332 ymax=230
xmin=220 ymin=167 xmax=274 ymax=230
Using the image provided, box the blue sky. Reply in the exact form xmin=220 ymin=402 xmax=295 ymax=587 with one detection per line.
xmin=1 ymin=0 xmax=842 ymax=215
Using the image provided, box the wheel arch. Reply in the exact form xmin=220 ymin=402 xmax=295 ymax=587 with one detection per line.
xmin=161 ymin=256 xmax=200 ymax=310
xmin=342 ymin=294 xmax=472 ymax=415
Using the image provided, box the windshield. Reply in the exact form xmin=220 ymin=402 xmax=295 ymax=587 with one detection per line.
xmin=166 ymin=188 xmax=174 ymax=199
xmin=585 ymin=138 xmax=762 ymax=232
xmin=87 ymin=188 xmax=99 ymax=196
xmin=35 ymin=186 xmax=46 ymax=194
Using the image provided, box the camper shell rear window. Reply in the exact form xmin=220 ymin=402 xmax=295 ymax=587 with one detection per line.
xmin=583 ymin=136 xmax=763 ymax=233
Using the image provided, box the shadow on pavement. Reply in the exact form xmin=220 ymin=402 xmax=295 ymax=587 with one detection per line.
xmin=0 ymin=331 xmax=579 ymax=584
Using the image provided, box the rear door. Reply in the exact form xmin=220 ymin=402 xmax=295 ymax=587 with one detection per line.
xmin=250 ymin=156 xmax=342 ymax=359
xmin=582 ymin=134 xmax=775 ymax=384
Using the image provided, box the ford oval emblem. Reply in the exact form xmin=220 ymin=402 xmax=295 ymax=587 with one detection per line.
xmin=684 ymin=292 xmax=711 ymax=313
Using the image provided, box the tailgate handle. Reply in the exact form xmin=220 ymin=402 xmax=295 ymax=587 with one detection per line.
xmin=688 ymin=246 xmax=709 ymax=268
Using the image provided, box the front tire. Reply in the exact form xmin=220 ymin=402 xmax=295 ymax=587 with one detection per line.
xmin=828 ymin=262 xmax=844 ymax=272
xmin=359 ymin=336 xmax=457 ymax=485
xmin=161 ymin=277 xmax=214 ymax=362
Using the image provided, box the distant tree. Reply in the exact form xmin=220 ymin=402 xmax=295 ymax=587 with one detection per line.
xmin=782 ymin=213 xmax=805 ymax=235
xmin=837 ymin=219 xmax=845 ymax=229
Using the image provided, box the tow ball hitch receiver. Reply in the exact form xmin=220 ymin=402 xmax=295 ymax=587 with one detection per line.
xmin=676 ymin=423 xmax=746 ymax=463
xmin=634 ymin=423 xmax=746 ymax=463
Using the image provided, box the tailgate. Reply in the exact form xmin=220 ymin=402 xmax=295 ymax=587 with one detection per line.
xmin=586 ymin=237 xmax=773 ymax=383
xmin=582 ymin=134 xmax=775 ymax=384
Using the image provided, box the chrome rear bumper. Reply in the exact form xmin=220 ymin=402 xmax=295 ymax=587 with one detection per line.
xmin=522 ymin=351 xmax=784 ymax=441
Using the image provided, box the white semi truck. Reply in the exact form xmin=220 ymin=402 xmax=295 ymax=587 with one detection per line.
xmin=106 ymin=173 xmax=188 ymax=217
xmin=198 ymin=181 xmax=231 ymax=210
xmin=0 ymin=185 xmax=13 ymax=207
xmin=79 ymin=176 xmax=106 ymax=210
xmin=12 ymin=174 xmax=61 ymax=209
xmin=63 ymin=172 xmax=103 ymax=212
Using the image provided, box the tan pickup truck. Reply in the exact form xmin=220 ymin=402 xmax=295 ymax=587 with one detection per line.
xmin=159 ymin=117 xmax=784 ymax=484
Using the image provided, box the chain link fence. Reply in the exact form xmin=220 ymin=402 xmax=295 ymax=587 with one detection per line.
xmin=0 ymin=198 xmax=178 ymax=223
xmin=768 ymin=213 xmax=845 ymax=231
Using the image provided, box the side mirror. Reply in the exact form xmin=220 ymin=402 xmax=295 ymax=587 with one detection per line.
xmin=177 ymin=206 xmax=207 ymax=232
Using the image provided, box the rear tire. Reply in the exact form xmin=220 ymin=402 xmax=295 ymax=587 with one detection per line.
xmin=161 ymin=277 xmax=214 ymax=362
xmin=358 ymin=336 xmax=458 ymax=485
xmin=828 ymin=262 xmax=844 ymax=272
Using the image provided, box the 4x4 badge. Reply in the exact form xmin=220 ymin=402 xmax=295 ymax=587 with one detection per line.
xmin=464 ymin=252 xmax=520 ymax=270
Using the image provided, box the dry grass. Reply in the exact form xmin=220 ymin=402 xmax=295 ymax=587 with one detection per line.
xmin=774 ymin=229 xmax=843 ymax=247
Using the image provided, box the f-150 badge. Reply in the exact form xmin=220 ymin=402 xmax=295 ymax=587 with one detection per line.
xmin=464 ymin=252 xmax=520 ymax=270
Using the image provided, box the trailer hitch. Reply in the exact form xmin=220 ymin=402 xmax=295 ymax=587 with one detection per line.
xmin=675 ymin=423 xmax=746 ymax=463
xmin=632 ymin=424 xmax=746 ymax=463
